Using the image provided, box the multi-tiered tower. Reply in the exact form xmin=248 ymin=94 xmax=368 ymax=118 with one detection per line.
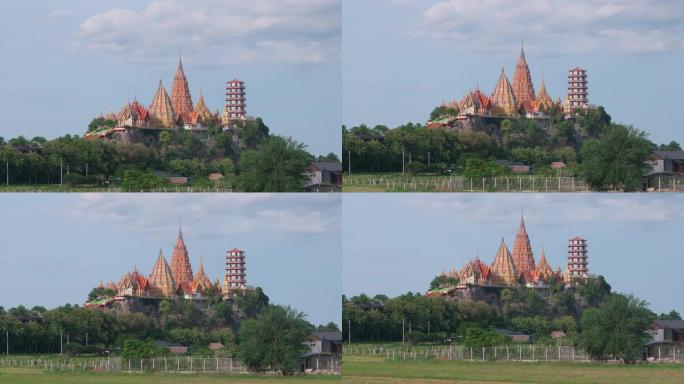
xmin=171 ymin=55 xmax=194 ymax=120
xmin=223 ymin=248 xmax=247 ymax=295
xmin=566 ymin=236 xmax=589 ymax=280
xmin=223 ymin=79 xmax=247 ymax=124
xmin=512 ymin=213 xmax=535 ymax=275
xmin=512 ymin=45 xmax=536 ymax=108
xmin=170 ymin=227 xmax=194 ymax=290
xmin=567 ymin=67 xmax=588 ymax=110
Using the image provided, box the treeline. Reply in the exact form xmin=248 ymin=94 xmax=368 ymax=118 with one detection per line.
xmin=343 ymin=107 xmax=681 ymax=191
xmin=343 ymin=275 xmax=682 ymax=362
xmin=0 ymin=118 xmax=338 ymax=192
xmin=0 ymin=287 xmax=337 ymax=373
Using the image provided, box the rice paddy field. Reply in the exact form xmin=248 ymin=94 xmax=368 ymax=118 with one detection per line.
xmin=342 ymin=355 xmax=684 ymax=384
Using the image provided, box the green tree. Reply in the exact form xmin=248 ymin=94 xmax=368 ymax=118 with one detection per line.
xmin=238 ymin=305 xmax=312 ymax=374
xmin=429 ymin=275 xmax=457 ymax=290
xmin=238 ymin=136 xmax=310 ymax=192
xmin=658 ymin=140 xmax=682 ymax=151
xmin=578 ymin=293 xmax=653 ymax=362
xmin=579 ymin=124 xmax=652 ymax=191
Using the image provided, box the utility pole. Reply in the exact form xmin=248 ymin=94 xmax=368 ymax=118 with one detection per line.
xmin=85 ymin=163 xmax=89 ymax=178
xmin=428 ymin=151 xmax=431 ymax=165
xmin=60 ymin=160 xmax=63 ymax=185
xmin=5 ymin=161 xmax=8 ymax=186
xmin=348 ymin=150 xmax=351 ymax=174
xmin=428 ymin=321 xmax=430 ymax=335
xmin=348 ymin=319 xmax=351 ymax=343
xmin=5 ymin=330 xmax=8 ymax=355
xmin=402 ymin=317 xmax=405 ymax=343
xmin=60 ymin=330 xmax=63 ymax=355
xmin=402 ymin=149 xmax=405 ymax=174
xmin=86 ymin=332 xmax=88 ymax=347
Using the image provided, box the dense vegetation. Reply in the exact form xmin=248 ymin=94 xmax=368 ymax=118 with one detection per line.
xmin=343 ymin=107 xmax=681 ymax=191
xmin=0 ymin=118 xmax=338 ymax=192
xmin=0 ymin=287 xmax=338 ymax=372
xmin=343 ymin=275 xmax=681 ymax=362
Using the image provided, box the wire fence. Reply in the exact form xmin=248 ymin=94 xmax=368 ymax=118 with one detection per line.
xmin=345 ymin=344 xmax=684 ymax=363
xmin=345 ymin=175 xmax=684 ymax=192
xmin=0 ymin=355 xmax=341 ymax=374
xmin=345 ymin=175 xmax=590 ymax=192
xmin=0 ymin=186 xmax=238 ymax=193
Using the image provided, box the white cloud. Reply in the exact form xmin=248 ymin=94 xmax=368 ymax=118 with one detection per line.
xmin=63 ymin=194 xmax=340 ymax=237
xmin=77 ymin=0 xmax=341 ymax=65
xmin=405 ymin=194 xmax=684 ymax=225
xmin=415 ymin=0 xmax=684 ymax=54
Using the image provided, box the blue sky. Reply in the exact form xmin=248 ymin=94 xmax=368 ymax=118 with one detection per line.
xmin=343 ymin=0 xmax=684 ymax=146
xmin=343 ymin=194 xmax=684 ymax=315
xmin=0 ymin=0 xmax=341 ymax=156
xmin=0 ymin=194 xmax=341 ymax=326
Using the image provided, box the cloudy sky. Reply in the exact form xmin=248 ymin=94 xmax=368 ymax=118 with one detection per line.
xmin=0 ymin=0 xmax=340 ymax=155
xmin=343 ymin=194 xmax=684 ymax=315
xmin=0 ymin=194 xmax=341 ymax=326
xmin=343 ymin=0 xmax=684 ymax=146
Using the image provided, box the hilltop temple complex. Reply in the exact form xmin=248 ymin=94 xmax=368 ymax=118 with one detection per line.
xmin=428 ymin=43 xmax=592 ymax=126
xmin=88 ymin=226 xmax=252 ymax=306
xmin=427 ymin=212 xmax=593 ymax=297
xmin=86 ymin=54 xmax=249 ymax=139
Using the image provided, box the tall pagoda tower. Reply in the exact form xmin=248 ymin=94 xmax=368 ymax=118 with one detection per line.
xmin=512 ymin=44 xmax=535 ymax=107
xmin=171 ymin=54 xmax=194 ymax=120
xmin=170 ymin=226 xmax=194 ymax=286
xmin=223 ymin=248 xmax=247 ymax=294
xmin=512 ymin=212 xmax=536 ymax=273
xmin=149 ymin=80 xmax=176 ymax=128
xmin=566 ymin=236 xmax=589 ymax=279
xmin=567 ymin=67 xmax=588 ymax=110
xmin=149 ymin=249 xmax=176 ymax=296
xmin=490 ymin=67 xmax=517 ymax=115
xmin=223 ymin=79 xmax=246 ymax=123
xmin=491 ymin=239 xmax=517 ymax=285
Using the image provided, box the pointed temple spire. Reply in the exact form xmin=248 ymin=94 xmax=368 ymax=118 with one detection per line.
xmin=149 ymin=249 xmax=176 ymax=296
xmin=491 ymin=238 xmax=517 ymax=285
xmin=171 ymin=52 xmax=194 ymax=121
xmin=193 ymin=89 xmax=212 ymax=122
xmin=512 ymin=42 xmax=536 ymax=107
xmin=149 ymin=79 xmax=176 ymax=128
xmin=192 ymin=257 xmax=212 ymax=293
xmin=490 ymin=67 xmax=517 ymax=116
xmin=170 ymin=224 xmax=193 ymax=286
xmin=534 ymin=76 xmax=554 ymax=112
xmin=512 ymin=210 xmax=536 ymax=273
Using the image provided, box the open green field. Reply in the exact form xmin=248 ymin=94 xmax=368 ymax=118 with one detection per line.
xmin=342 ymin=355 xmax=684 ymax=384
xmin=0 ymin=368 xmax=340 ymax=384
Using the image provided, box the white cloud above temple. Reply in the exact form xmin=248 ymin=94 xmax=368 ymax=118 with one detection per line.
xmin=415 ymin=0 xmax=684 ymax=54
xmin=77 ymin=0 xmax=341 ymax=65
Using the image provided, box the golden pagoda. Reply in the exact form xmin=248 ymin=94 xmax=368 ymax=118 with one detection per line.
xmin=490 ymin=68 xmax=517 ymax=116
xmin=191 ymin=260 xmax=212 ymax=294
xmin=533 ymin=78 xmax=554 ymax=113
xmin=490 ymin=239 xmax=518 ymax=285
xmin=149 ymin=249 xmax=176 ymax=297
xmin=194 ymin=90 xmax=213 ymax=122
xmin=149 ymin=80 xmax=177 ymax=128
xmin=533 ymin=247 xmax=554 ymax=282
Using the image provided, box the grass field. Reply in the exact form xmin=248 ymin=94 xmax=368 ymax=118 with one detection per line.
xmin=0 ymin=367 xmax=340 ymax=384
xmin=342 ymin=355 xmax=684 ymax=384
